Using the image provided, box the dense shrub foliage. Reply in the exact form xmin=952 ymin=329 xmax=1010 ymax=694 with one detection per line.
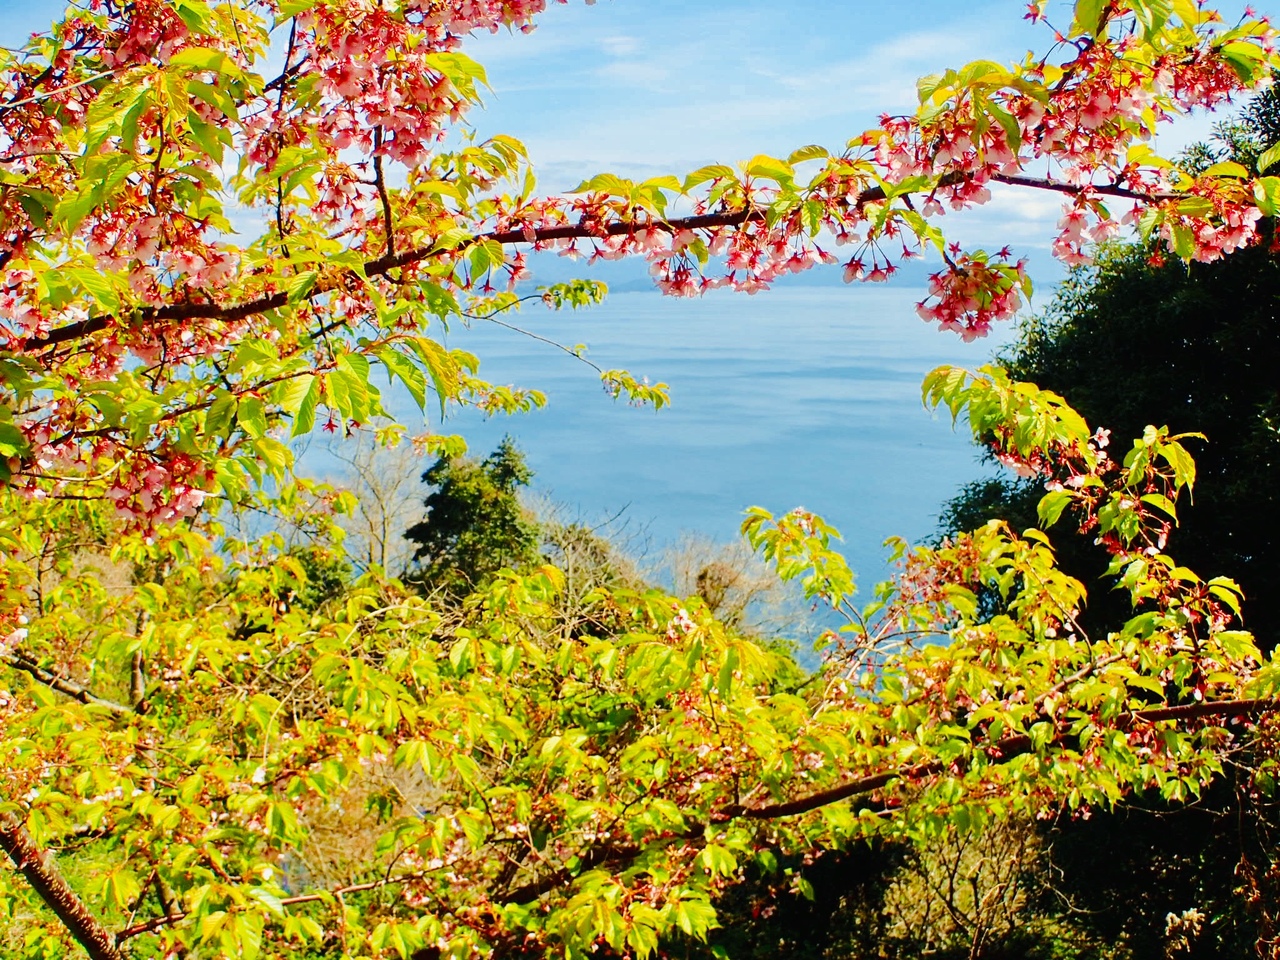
xmin=5 ymin=2 xmax=1280 ymax=959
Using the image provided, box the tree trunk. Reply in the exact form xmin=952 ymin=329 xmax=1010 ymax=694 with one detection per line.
xmin=0 ymin=811 xmax=123 ymax=960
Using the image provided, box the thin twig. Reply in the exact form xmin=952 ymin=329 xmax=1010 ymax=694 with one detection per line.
xmin=1 ymin=68 xmax=120 ymax=111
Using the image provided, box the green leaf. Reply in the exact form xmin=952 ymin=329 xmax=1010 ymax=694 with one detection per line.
xmin=104 ymin=868 xmax=142 ymax=910
xmin=169 ymin=46 xmax=243 ymax=82
xmin=17 ymin=189 xmax=57 ymax=229
xmin=1131 ymin=0 xmax=1174 ymax=39
xmin=717 ymin=647 xmax=739 ymax=700
xmin=424 ymin=51 xmax=490 ymax=95
xmin=234 ymin=911 xmax=263 ymax=960
xmin=291 ymin=376 xmax=322 ymax=438
xmin=1175 ymin=196 xmax=1214 ymax=217
xmin=984 ymin=100 xmax=1022 ymax=152
xmin=228 ymin=338 xmax=278 ymax=374
xmin=1208 ymin=585 xmax=1242 ymax=616
xmin=1172 ymin=0 xmax=1201 ymax=26
xmin=1157 ymin=439 xmax=1197 ymax=489
xmin=0 ymin=422 xmax=28 ymax=458
xmin=333 ymin=353 xmax=376 ymax=421
xmin=1257 ymin=143 xmax=1280 ymax=174
xmin=1220 ymin=40 xmax=1269 ymax=83
xmin=570 ymin=173 xmax=635 ymax=197
xmin=1072 ymin=0 xmax=1110 ymax=36
xmin=204 ymin=393 xmax=236 ymax=438
xmin=277 ymin=0 xmax=321 ymax=16
xmin=236 ymin=397 xmax=268 ymax=439
xmin=682 ymin=164 xmax=736 ymax=192
xmin=673 ymin=897 xmax=719 ymax=939
xmin=1037 ymin=490 xmax=1073 ymax=528
xmin=958 ymin=59 xmax=1011 ymax=86
xmin=274 ymin=374 xmax=315 ymax=419
xmin=468 ymin=238 xmax=505 ymax=278
xmin=744 ymin=154 xmax=795 ymax=185
xmin=287 ymin=271 xmax=319 ymax=304
xmin=699 ymin=844 xmax=738 ymax=878
xmin=186 ymin=111 xmax=226 ymax=163
xmin=1215 ymin=629 xmax=1256 ymax=657
xmin=1253 ymin=177 xmax=1280 ymax=216
xmin=170 ymin=0 xmax=217 ymax=32
xmin=1169 ymin=221 xmax=1196 ymax=259
xmin=379 ymin=348 xmax=428 ymax=412
xmin=787 ymin=144 xmax=829 ymax=164
xmin=1140 ymin=492 xmax=1178 ymax=522
xmin=1202 ymin=160 xmax=1250 ymax=179
xmin=410 ymin=336 xmax=461 ymax=417
xmin=640 ymin=175 xmax=683 ymax=193
xmin=188 ymin=80 xmax=236 ymax=120
xmin=54 ymin=188 xmax=104 ymax=235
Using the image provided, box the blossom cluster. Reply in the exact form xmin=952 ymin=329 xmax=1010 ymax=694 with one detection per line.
xmin=915 ymin=250 xmax=1030 ymax=340
xmin=0 ymin=0 xmax=1276 ymax=529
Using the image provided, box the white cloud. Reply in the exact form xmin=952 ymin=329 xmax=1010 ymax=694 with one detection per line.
xmin=598 ymin=34 xmax=642 ymax=58
xmin=594 ymin=58 xmax=673 ymax=90
xmin=466 ymin=1 xmax=1039 ymax=183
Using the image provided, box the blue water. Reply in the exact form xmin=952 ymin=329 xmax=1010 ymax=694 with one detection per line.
xmin=392 ymin=285 xmax=1012 ymax=596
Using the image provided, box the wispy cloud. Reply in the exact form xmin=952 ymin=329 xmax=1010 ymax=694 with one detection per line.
xmin=466 ymin=0 xmax=1038 ymax=180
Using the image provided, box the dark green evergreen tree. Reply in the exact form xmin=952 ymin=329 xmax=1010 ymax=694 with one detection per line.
xmin=940 ymin=79 xmax=1280 ymax=646
xmin=941 ymin=235 xmax=1280 ymax=646
xmin=403 ymin=436 xmax=541 ymax=593
xmin=930 ymin=83 xmax=1280 ymax=959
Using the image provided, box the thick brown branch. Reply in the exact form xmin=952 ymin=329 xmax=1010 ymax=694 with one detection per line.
xmin=720 ymin=768 xmax=910 ymax=821
xmin=990 ymin=171 xmax=1178 ymax=202
xmin=2 ymin=651 xmax=131 ymax=715
xmin=25 ymin=291 xmax=292 ymax=350
xmin=491 ymin=698 xmax=1277 ymax=907
xmin=1132 ymin=697 xmax=1275 ymax=723
xmin=372 ymin=127 xmax=395 ymax=259
xmin=21 ymin=170 xmax=1177 ymax=353
xmin=76 ymin=695 xmax=1280 ymax=946
xmin=0 ymin=812 xmax=124 ymax=960
xmin=499 ymin=843 xmax=639 ymax=905
xmin=726 ymin=697 xmax=1278 ymax=821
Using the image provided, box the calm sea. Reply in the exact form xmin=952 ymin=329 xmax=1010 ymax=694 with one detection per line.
xmin=397 ymin=285 xmax=1012 ymax=597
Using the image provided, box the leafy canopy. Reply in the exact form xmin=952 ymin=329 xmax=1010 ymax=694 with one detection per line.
xmin=4 ymin=2 xmax=1280 ymax=960
xmin=940 ymin=82 xmax=1280 ymax=647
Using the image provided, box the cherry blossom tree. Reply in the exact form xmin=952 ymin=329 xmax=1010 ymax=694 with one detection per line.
xmin=4 ymin=1 xmax=1280 ymax=958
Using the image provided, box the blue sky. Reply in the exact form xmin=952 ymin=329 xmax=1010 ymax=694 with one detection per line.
xmin=460 ymin=0 xmax=1260 ymax=275
xmin=466 ymin=1 xmax=1047 ymax=182
xmin=5 ymin=0 xmax=1264 ymax=269
xmin=463 ymin=0 xmax=1072 ymax=264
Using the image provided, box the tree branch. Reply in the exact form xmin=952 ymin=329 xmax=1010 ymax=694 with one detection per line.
xmin=373 ymin=127 xmax=395 ymax=259
xmin=2 ymin=651 xmax=131 ymax=716
xmin=495 ymin=699 xmax=1280 ymax=909
xmin=20 ymin=169 xmax=1179 ymax=354
xmin=77 ymin=694 xmax=1279 ymax=947
xmin=0 ymin=811 xmax=124 ymax=960
xmin=722 ymin=697 xmax=1277 ymax=821
xmin=114 ymin=870 xmax=431 ymax=942
xmin=989 ymin=172 xmax=1178 ymax=203
xmin=0 ymin=68 xmax=120 ymax=113
xmin=499 ymin=843 xmax=640 ymax=905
